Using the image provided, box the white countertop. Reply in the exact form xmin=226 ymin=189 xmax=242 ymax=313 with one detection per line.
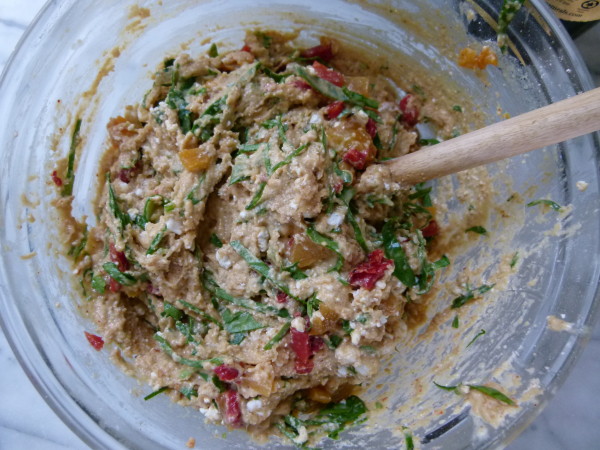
xmin=1 ymin=1 xmax=599 ymax=448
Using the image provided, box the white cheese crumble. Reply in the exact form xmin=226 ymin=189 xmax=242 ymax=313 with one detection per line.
xmin=293 ymin=425 xmax=309 ymax=445
xmin=199 ymin=405 xmax=220 ymax=421
xmin=327 ymin=212 xmax=345 ymax=227
xmin=309 ymin=113 xmax=321 ymax=124
xmin=166 ymin=218 xmax=183 ymax=234
xmin=215 ymin=248 xmax=232 ymax=269
xmin=257 ymin=230 xmax=269 ymax=252
xmin=291 ymin=317 xmax=306 ymax=332
xmin=576 ymin=180 xmax=588 ymax=192
xmin=246 ymin=399 xmax=263 ymax=412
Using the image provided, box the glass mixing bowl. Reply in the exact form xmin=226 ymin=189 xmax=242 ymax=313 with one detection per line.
xmin=1 ymin=0 xmax=599 ymax=448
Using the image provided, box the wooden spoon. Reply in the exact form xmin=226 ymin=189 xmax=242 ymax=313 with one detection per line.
xmin=378 ymin=87 xmax=600 ymax=185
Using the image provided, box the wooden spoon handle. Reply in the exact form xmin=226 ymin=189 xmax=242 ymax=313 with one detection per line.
xmin=382 ymin=87 xmax=600 ymax=185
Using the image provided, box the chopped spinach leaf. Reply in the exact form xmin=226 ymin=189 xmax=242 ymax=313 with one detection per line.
xmin=382 ymin=220 xmax=415 ymax=286
xmin=510 ymin=251 xmax=519 ymax=268
xmin=146 ymin=226 xmax=168 ymax=255
xmin=326 ymin=334 xmax=343 ymax=349
xmin=452 ymin=315 xmax=459 ymax=328
xmin=526 ymin=199 xmax=562 ymax=211
xmin=161 ymin=302 xmax=184 ymax=321
xmin=210 ymin=233 xmax=223 ymax=248
xmin=419 ymin=138 xmax=440 ymax=146
xmin=282 ymin=262 xmax=308 ymax=280
xmin=178 ymin=299 xmax=223 ymax=329
xmin=106 ymin=173 xmax=130 ymax=230
xmin=180 ymin=386 xmax=198 ymax=399
xmin=61 ymin=118 xmax=82 ymax=196
xmin=466 ymin=329 xmax=486 ymax=347
xmin=154 ymin=333 xmax=223 ymax=369
xmin=91 ymin=275 xmax=106 ymax=294
xmin=208 ymin=43 xmax=218 ymax=57
xmin=497 ymin=0 xmax=526 ymax=53
xmin=452 ymin=105 xmax=463 ymax=112
xmin=451 ymin=284 xmax=495 ymax=309
xmin=103 ymin=262 xmax=137 ymax=286
xmin=469 ymin=384 xmax=516 ymax=406
xmin=264 ymin=322 xmax=291 ymax=350
xmin=315 ymin=395 xmax=368 ymax=439
xmin=220 ymin=307 xmax=264 ymax=334
xmin=144 ymin=386 xmax=168 ymax=401
xmin=245 ymin=181 xmax=267 ymax=210
xmin=212 ymin=375 xmax=227 ymax=393
xmin=465 ymin=226 xmax=487 ymax=235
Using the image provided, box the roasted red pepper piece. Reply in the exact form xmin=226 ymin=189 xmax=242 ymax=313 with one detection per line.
xmin=342 ymin=148 xmax=369 ymax=170
xmin=312 ymin=61 xmax=345 ymax=87
xmin=214 ymin=365 xmax=240 ymax=382
xmin=309 ymin=336 xmax=325 ymax=353
xmin=51 ymin=170 xmax=63 ymax=187
xmin=326 ymin=101 xmax=345 ymax=120
xmin=109 ymin=243 xmax=129 ymax=272
xmin=399 ymin=94 xmax=420 ymax=127
xmin=300 ymin=42 xmax=333 ymax=62
xmin=292 ymin=79 xmax=312 ymax=90
xmin=348 ymin=249 xmax=393 ymax=290
xmin=118 ymin=160 xmax=142 ymax=184
xmin=241 ymin=44 xmax=252 ymax=53
xmin=276 ymin=291 xmax=289 ymax=304
xmin=108 ymin=278 xmax=121 ymax=293
xmin=84 ymin=331 xmax=104 ymax=351
xmin=421 ymin=219 xmax=440 ymax=238
xmin=365 ymin=118 xmax=377 ymax=139
xmin=291 ymin=327 xmax=314 ymax=374
xmin=220 ymin=389 xmax=243 ymax=427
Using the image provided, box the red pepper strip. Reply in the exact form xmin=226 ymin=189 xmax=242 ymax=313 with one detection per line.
xmin=326 ymin=101 xmax=345 ymax=120
xmin=366 ymin=118 xmax=377 ymax=138
xmin=276 ymin=291 xmax=288 ymax=304
xmin=348 ymin=249 xmax=393 ymax=290
xmin=108 ymin=278 xmax=121 ymax=293
xmin=109 ymin=243 xmax=129 ymax=272
xmin=421 ymin=219 xmax=440 ymax=238
xmin=300 ymin=42 xmax=333 ymax=62
xmin=220 ymin=390 xmax=243 ymax=427
xmin=84 ymin=331 xmax=104 ymax=351
xmin=342 ymin=148 xmax=369 ymax=171
xmin=291 ymin=327 xmax=314 ymax=374
xmin=214 ymin=365 xmax=239 ymax=382
xmin=51 ymin=170 xmax=63 ymax=187
xmin=312 ymin=61 xmax=345 ymax=87
xmin=399 ymin=94 xmax=420 ymax=127
xmin=241 ymin=44 xmax=252 ymax=53
xmin=292 ymin=79 xmax=312 ymax=90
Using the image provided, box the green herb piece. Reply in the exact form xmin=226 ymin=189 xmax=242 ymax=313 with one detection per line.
xmin=452 ymin=105 xmax=463 ymax=112
xmin=194 ymin=95 xmax=227 ymax=141
xmin=469 ymin=384 xmax=516 ymax=406
xmin=178 ymin=299 xmax=222 ymax=329
xmin=271 ymin=144 xmax=308 ymax=174
xmin=451 ymin=284 xmax=495 ymax=309
xmin=326 ymin=334 xmax=343 ymax=349
xmin=212 ymin=375 xmax=227 ymax=393
xmin=262 ymin=115 xmax=289 ymax=144
xmin=245 ymin=181 xmax=267 ymax=210
xmin=261 ymin=65 xmax=290 ymax=83
xmin=229 ymin=154 xmax=251 ymax=185
xmin=220 ymin=307 xmax=265 ymax=334
xmin=497 ymin=0 xmax=526 ymax=53
xmin=433 ymin=381 xmax=459 ymax=392
xmin=365 ymin=195 xmax=394 ymax=208
xmin=419 ymin=138 xmax=440 ymax=146
xmin=162 ymin=302 xmax=184 ymax=321
xmin=238 ymin=143 xmax=261 ymax=153
xmin=527 ymin=199 xmax=562 ymax=211
xmin=202 ymin=271 xmax=290 ymax=318
xmin=465 ymin=226 xmax=487 ymax=235
xmin=103 ymin=262 xmax=137 ymax=286
xmin=107 ymin=173 xmax=130 ymax=230
xmin=342 ymin=320 xmax=353 ymax=335
xmin=91 ymin=275 xmax=106 ymax=294
xmin=382 ymin=220 xmax=415 ymax=286
xmin=256 ymin=31 xmax=272 ymax=48
xmin=403 ymin=427 xmax=414 ymax=450
xmin=180 ymin=386 xmax=198 ymax=399
xmin=210 ymin=233 xmax=223 ymax=248
xmin=230 ymin=240 xmax=297 ymax=300
xmin=264 ymin=322 xmax=291 ymax=350
xmin=186 ymin=174 xmax=206 ymax=205
xmin=338 ymin=187 xmax=369 ymax=253
xmin=360 ymin=345 xmax=376 ymax=355
xmin=452 ymin=315 xmax=459 ymax=328
xmin=282 ymin=262 xmax=308 ymax=280
xmin=154 ymin=333 xmax=223 ymax=369
xmin=510 ymin=251 xmax=519 ymax=268
xmin=143 ymin=195 xmax=165 ymax=224
xmin=466 ymin=329 xmax=486 ymax=347
xmin=315 ymin=395 xmax=368 ymax=439
xmin=306 ymin=293 xmax=321 ymax=317
xmin=208 ymin=43 xmax=218 ymax=57
xmin=69 ymin=226 xmax=88 ymax=260
xmin=229 ymin=332 xmax=246 ymax=345
xmin=147 ymin=226 xmax=168 ymax=255
xmin=144 ymin=386 xmax=168 ymax=401
xmin=306 ymin=225 xmax=344 ymax=272
xmin=411 ymin=84 xmax=425 ymax=97
xmin=292 ymin=64 xmax=379 ymax=109
xmin=409 ymin=183 xmax=433 ymax=207
xmin=165 ymin=70 xmax=198 ymax=134
xmin=175 ymin=320 xmax=197 ymax=344
xmin=61 ymin=118 xmax=82 ymax=196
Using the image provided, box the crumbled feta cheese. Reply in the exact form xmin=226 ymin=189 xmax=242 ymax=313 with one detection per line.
xmin=215 ymin=249 xmax=232 ymax=269
xmin=576 ymin=180 xmax=588 ymax=192
xmin=293 ymin=425 xmax=309 ymax=445
xmin=199 ymin=405 xmax=220 ymax=421
xmin=375 ymin=280 xmax=386 ymax=289
xmin=246 ymin=399 xmax=263 ymax=412
xmin=327 ymin=212 xmax=344 ymax=227
xmin=257 ymin=230 xmax=269 ymax=252
xmin=291 ymin=317 xmax=306 ymax=332
xmin=337 ymin=366 xmax=349 ymax=377
xmin=309 ymin=113 xmax=321 ymax=124
xmin=239 ymin=210 xmax=250 ymax=219
xmin=289 ymin=200 xmax=298 ymax=210
xmin=166 ymin=218 xmax=183 ymax=234
xmin=135 ymin=188 xmax=143 ymax=196
xmin=355 ymin=364 xmax=371 ymax=376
